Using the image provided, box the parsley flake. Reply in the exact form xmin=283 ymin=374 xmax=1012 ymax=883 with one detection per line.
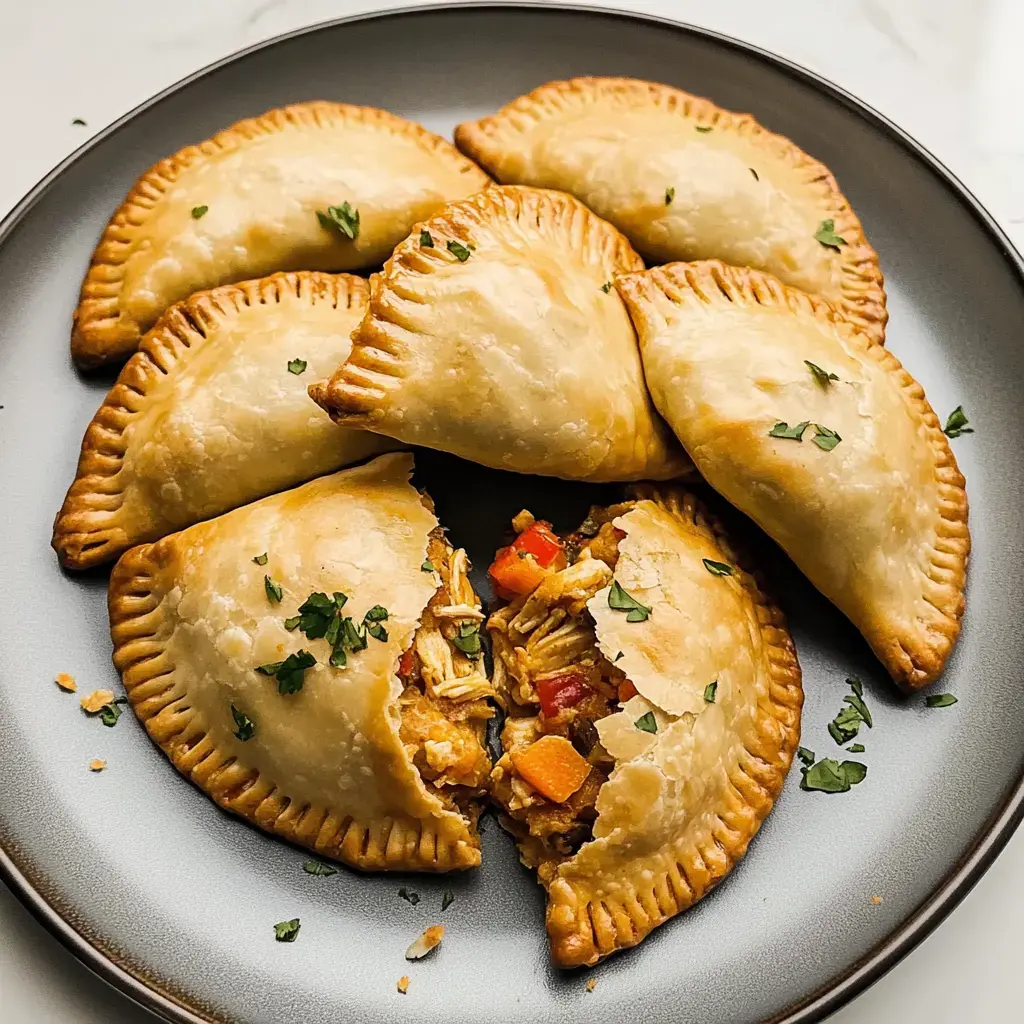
xmin=814 ymin=219 xmax=846 ymax=250
xmin=452 ymin=621 xmax=482 ymax=658
xmin=665 ymin=187 xmax=675 ymax=205
xmin=441 ymin=891 xmax=455 ymax=912
xmin=926 ymin=693 xmax=958 ymax=708
xmin=72 ymin=118 xmax=87 ymax=126
xmin=695 ymin=125 xmax=713 ymax=133
xmin=614 ymin=651 xmax=624 ymax=662
xmin=943 ymin=406 xmax=973 ymax=438
xmin=634 ymin=711 xmax=658 ymax=734
xmin=805 ymin=360 xmax=840 ymax=390
xmin=191 ymin=205 xmax=208 ymax=219
xmin=801 ymin=758 xmax=867 ymax=793
xmin=419 ymin=229 xmax=434 ymax=247
xmin=447 ymin=239 xmax=472 ymax=262
xmin=317 ymin=202 xmax=360 ymax=240
xmin=608 ymin=581 xmax=651 ymax=622
xmin=601 ymin=281 xmax=613 ymax=293
xmin=230 ymin=704 xmax=254 ymax=741
xmin=749 ymin=167 xmax=759 ymax=181
xmin=769 ymin=421 xmax=810 ymax=441
xmin=256 ymin=650 xmax=316 ymax=695
xmin=274 ymin=918 xmax=301 ymax=942
xmin=398 ymin=887 xmax=420 ymax=906
xmin=99 ymin=698 xmax=128 ymax=727
xmin=703 ymin=681 xmax=718 ymax=703
xmin=702 ymin=558 xmax=734 ymax=577
xmin=264 ymin=575 xmax=283 ymax=604
xmin=797 ymin=746 xmax=816 ymax=767
xmin=847 ymin=743 xmax=865 ymax=753
xmin=811 ymin=424 xmax=842 ymax=451
xmin=303 ymin=860 xmax=337 ymax=876
xmin=827 ymin=677 xmax=872 ymax=745
xmin=287 ymin=358 xmax=307 ymax=375
xmin=252 ymin=553 xmax=268 ymax=566
xmin=421 ymin=560 xmax=436 ymax=572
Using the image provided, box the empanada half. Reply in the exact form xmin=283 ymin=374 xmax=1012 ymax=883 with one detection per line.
xmin=72 ymin=101 xmax=491 ymax=368
xmin=486 ymin=491 xmax=802 ymax=966
xmin=309 ymin=185 xmax=689 ymax=482
xmin=109 ymin=453 xmax=495 ymax=872
xmin=455 ymin=77 xmax=886 ymax=343
xmin=54 ymin=271 xmax=393 ymax=570
xmin=618 ymin=260 xmax=969 ymax=688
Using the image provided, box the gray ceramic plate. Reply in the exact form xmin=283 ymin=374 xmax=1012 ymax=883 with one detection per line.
xmin=2 ymin=4 xmax=1023 ymax=1023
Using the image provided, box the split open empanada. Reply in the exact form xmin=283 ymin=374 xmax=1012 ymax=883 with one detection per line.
xmin=455 ymin=77 xmax=886 ymax=343
xmin=72 ymin=101 xmax=491 ymax=368
xmin=485 ymin=493 xmax=802 ymax=966
xmin=109 ymin=453 xmax=495 ymax=871
xmin=618 ymin=260 xmax=969 ymax=688
xmin=54 ymin=271 xmax=394 ymax=570
xmin=309 ymin=185 xmax=688 ymax=482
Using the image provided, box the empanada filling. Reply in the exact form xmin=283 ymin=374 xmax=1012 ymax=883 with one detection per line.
xmin=398 ymin=529 xmax=495 ymax=824
xmin=486 ymin=506 xmax=636 ymax=881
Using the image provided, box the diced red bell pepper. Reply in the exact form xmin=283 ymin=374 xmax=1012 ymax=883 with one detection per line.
xmin=512 ymin=521 xmax=566 ymax=569
xmin=488 ymin=546 xmax=550 ymax=599
xmin=398 ymin=647 xmax=416 ymax=679
xmin=617 ymin=679 xmax=638 ymax=702
xmin=536 ymin=671 xmax=593 ymax=718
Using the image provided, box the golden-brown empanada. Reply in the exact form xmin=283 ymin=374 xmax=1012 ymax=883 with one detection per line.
xmin=486 ymin=491 xmax=802 ymax=966
xmin=309 ymin=185 xmax=688 ymax=482
xmin=72 ymin=102 xmax=491 ymax=368
xmin=455 ymin=78 xmax=886 ymax=343
xmin=54 ymin=272 xmax=394 ymax=570
xmin=109 ymin=453 xmax=495 ymax=871
xmin=618 ymin=260 xmax=969 ymax=688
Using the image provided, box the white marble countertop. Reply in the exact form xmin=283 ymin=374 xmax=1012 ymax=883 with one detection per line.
xmin=1 ymin=1 xmax=1022 ymax=1021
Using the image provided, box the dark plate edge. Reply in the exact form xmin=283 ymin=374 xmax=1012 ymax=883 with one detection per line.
xmin=1 ymin=3 xmax=1022 ymax=1023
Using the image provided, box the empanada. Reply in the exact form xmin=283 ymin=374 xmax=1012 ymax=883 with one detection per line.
xmin=109 ymin=453 xmax=495 ymax=871
xmin=72 ymin=102 xmax=491 ymax=368
xmin=486 ymin=493 xmax=802 ymax=966
xmin=455 ymin=77 xmax=886 ymax=343
xmin=309 ymin=185 xmax=688 ymax=482
xmin=618 ymin=260 xmax=969 ymax=688
xmin=54 ymin=272 xmax=393 ymax=570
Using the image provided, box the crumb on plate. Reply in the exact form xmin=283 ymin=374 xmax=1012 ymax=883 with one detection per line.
xmin=405 ymin=924 xmax=444 ymax=960
xmin=80 ymin=689 xmax=114 ymax=714
xmin=89 ymin=759 xmax=106 ymax=772
xmin=397 ymin=976 xmax=410 ymax=994
xmin=55 ymin=673 xmax=77 ymax=693
xmin=586 ymin=978 xmax=597 ymax=993
xmin=871 ymin=895 xmax=884 ymax=905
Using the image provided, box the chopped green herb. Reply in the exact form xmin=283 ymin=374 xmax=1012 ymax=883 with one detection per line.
xmin=749 ymin=167 xmax=759 ymax=181
xmin=805 ymin=360 xmax=840 ymax=390
xmin=191 ymin=205 xmax=208 ymax=219
xmin=273 ymin=918 xmax=301 ymax=942
xmin=601 ymin=281 xmax=613 ymax=293
xmin=364 ymin=605 xmax=389 ymax=622
xmin=703 ymin=681 xmax=718 ymax=703
xmin=289 ymin=592 xmax=341 ymax=639
xmin=665 ymin=187 xmax=675 ymax=205
xmin=702 ymin=558 xmax=734 ymax=577
xmin=230 ymin=704 xmax=254 ymax=741
xmin=926 ymin=693 xmax=958 ymax=708
xmin=99 ymin=698 xmax=128 ymax=727
xmin=847 ymin=743 xmax=865 ymax=753
xmin=364 ymin=618 xmax=389 ymax=643
xmin=419 ymin=229 xmax=434 ymax=247
xmin=608 ymin=580 xmax=651 ymax=622
xmin=797 ymin=746 xmax=816 ymax=767
xmin=827 ymin=677 xmax=873 ymax=745
xmin=769 ymin=421 xmax=809 ymax=440
xmin=72 ymin=118 xmax=87 ymax=126
xmin=264 ymin=575 xmax=283 ymax=604
xmin=398 ymin=887 xmax=420 ymax=906
xmin=614 ymin=651 xmax=624 ymax=662
xmin=814 ymin=218 xmax=846 ymax=250
xmin=287 ymin=358 xmax=307 ymax=375
xmin=447 ymin=239 xmax=472 ymax=262
xmin=252 ymin=553 xmax=268 ymax=566
xmin=695 ymin=125 xmax=713 ymax=133
xmin=943 ymin=406 xmax=973 ymax=439
xmin=801 ymin=758 xmax=867 ymax=793
xmin=452 ymin=621 xmax=482 ymax=658
xmin=256 ymin=650 xmax=316 ymax=695
xmin=634 ymin=711 xmax=658 ymax=734
xmin=303 ymin=860 xmax=337 ymax=876
xmin=441 ymin=891 xmax=455 ymax=912
xmin=317 ymin=202 xmax=360 ymax=240
xmin=844 ymin=678 xmax=873 ymax=727
xmin=421 ymin=560 xmax=436 ymax=572
xmin=811 ymin=424 xmax=842 ymax=451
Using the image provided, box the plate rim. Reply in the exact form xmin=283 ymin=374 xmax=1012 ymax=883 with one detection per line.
xmin=2 ymin=3 xmax=1022 ymax=1023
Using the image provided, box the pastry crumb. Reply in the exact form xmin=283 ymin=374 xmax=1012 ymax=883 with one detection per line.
xmin=55 ymin=673 xmax=77 ymax=693
xmin=585 ymin=978 xmax=597 ymax=993
xmin=89 ymin=759 xmax=106 ymax=772
xmin=871 ymin=895 xmax=884 ymax=905
xmin=80 ymin=689 xmax=115 ymax=714
xmin=397 ymin=976 xmax=410 ymax=994
xmin=405 ymin=924 xmax=444 ymax=960
xmin=511 ymin=509 xmax=536 ymax=533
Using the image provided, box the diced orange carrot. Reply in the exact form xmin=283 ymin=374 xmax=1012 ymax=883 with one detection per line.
xmin=511 ymin=735 xmax=591 ymax=804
